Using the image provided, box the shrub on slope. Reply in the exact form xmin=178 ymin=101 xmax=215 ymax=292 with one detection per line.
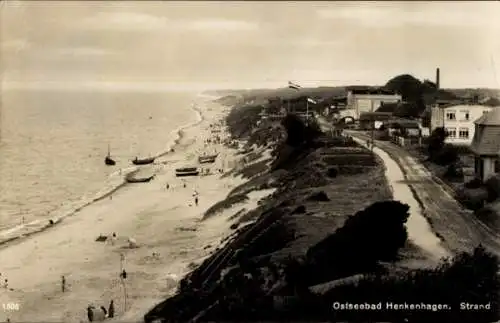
xmin=305 ymin=200 xmax=410 ymax=284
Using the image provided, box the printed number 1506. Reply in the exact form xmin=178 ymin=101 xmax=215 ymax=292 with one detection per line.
xmin=2 ymin=303 xmax=20 ymax=311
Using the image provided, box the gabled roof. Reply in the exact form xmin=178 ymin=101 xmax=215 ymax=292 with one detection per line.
xmin=385 ymin=119 xmax=420 ymax=129
xmin=359 ymin=112 xmax=392 ymax=121
xmin=470 ymin=108 xmax=500 ymax=156
xmin=474 ymin=108 xmax=500 ymax=126
xmin=470 ymin=127 xmax=500 ymax=156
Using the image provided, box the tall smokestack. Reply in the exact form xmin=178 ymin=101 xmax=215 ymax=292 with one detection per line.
xmin=436 ymin=68 xmax=440 ymax=89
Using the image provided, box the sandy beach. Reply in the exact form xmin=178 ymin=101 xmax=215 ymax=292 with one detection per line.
xmin=0 ymin=101 xmax=274 ymax=322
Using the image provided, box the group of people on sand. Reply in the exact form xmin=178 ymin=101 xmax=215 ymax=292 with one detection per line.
xmin=164 ymin=181 xmax=200 ymax=206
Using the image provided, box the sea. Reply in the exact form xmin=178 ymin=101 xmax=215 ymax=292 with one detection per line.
xmin=0 ymin=88 xmax=202 ymax=236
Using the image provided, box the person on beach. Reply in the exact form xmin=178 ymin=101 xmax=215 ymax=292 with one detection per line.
xmin=166 ymin=183 xmax=170 ymax=190
xmin=108 ymin=300 xmax=115 ymax=318
xmin=87 ymin=305 xmax=93 ymax=322
xmin=100 ymin=306 xmax=108 ymax=318
xmin=183 ymin=182 xmax=186 ymax=188
xmin=120 ymin=269 xmax=127 ymax=280
xmin=61 ymin=275 xmax=66 ymax=292
xmin=110 ymin=232 xmax=117 ymax=246
xmin=4 ymin=279 xmax=8 ymax=289
xmin=195 ymin=196 xmax=199 ymax=206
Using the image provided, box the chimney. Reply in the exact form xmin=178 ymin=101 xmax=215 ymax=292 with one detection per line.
xmin=436 ymin=68 xmax=440 ymax=89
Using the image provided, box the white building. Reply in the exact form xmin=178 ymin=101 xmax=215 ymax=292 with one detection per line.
xmin=430 ymin=104 xmax=498 ymax=145
xmin=346 ymin=89 xmax=402 ymax=120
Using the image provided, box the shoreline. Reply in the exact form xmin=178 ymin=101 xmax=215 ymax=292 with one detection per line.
xmin=0 ymin=99 xmax=206 ymax=250
xmin=0 ymin=98 xmax=265 ymax=322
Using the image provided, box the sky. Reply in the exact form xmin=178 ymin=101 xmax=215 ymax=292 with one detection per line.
xmin=1 ymin=1 xmax=500 ymax=91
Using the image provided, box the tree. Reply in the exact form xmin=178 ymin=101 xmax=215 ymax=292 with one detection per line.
xmin=384 ymin=74 xmax=423 ymax=102
xmin=427 ymin=127 xmax=447 ymax=158
xmin=281 ymin=113 xmax=321 ymax=147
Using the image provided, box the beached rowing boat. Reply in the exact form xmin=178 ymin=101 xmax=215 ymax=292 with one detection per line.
xmin=132 ymin=157 xmax=155 ymax=165
xmin=198 ymin=153 xmax=218 ymax=164
xmin=175 ymin=167 xmax=199 ymax=177
xmin=125 ymin=174 xmax=155 ymax=183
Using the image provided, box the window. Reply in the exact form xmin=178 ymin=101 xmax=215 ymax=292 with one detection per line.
xmin=446 ymin=112 xmax=456 ymax=120
xmin=445 ymin=127 xmax=456 ymax=138
xmin=460 ymin=110 xmax=470 ymax=121
xmin=459 ymin=128 xmax=469 ymax=139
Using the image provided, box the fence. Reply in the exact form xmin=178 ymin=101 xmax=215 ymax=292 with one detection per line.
xmin=391 ymin=135 xmax=423 ymax=147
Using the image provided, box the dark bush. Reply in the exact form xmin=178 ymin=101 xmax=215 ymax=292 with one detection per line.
xmin=456 ymin=188 xmax=488 ymax=211
xmin=291 ymin=205 xmax=306 ymax=214
xmin=427 ymin=127 xmax=446 ymax=157
xmin=305 ymin=200 xmax=410 ymax=284
xmin=464 ymin=178 xmax=482 ymax=189
xmin=484 ymin=174 xmax=500 ymax=202
xmin=433 ymin=144 xmax=459 ymax=165
xmin=307 ymin=191 xmax=330 ymax=202
xmin=443 ymin=163 xmax=463 ymax=180
xmin=474 ymin=205 xmax=499 ymax=228
xmin=327 ymin=167 xmax=338 ymax=178
xmin=281 ymin=113 xmax=322 ymax=147
xmin=240 ymin=221 xmax=296 ymax=260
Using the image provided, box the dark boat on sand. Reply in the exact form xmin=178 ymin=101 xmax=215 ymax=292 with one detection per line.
xmin=125 ymin=173 xmax=155 ymax=183
xmin=198 ymin=153 xmax=218 ymax=164
xmin=105 ymin=144 xmax=116 ymax=166
xmin=132 ymin=157 xmax=155 ymax=165
xmin=175 ymin=167 xmax=199 ymax=177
